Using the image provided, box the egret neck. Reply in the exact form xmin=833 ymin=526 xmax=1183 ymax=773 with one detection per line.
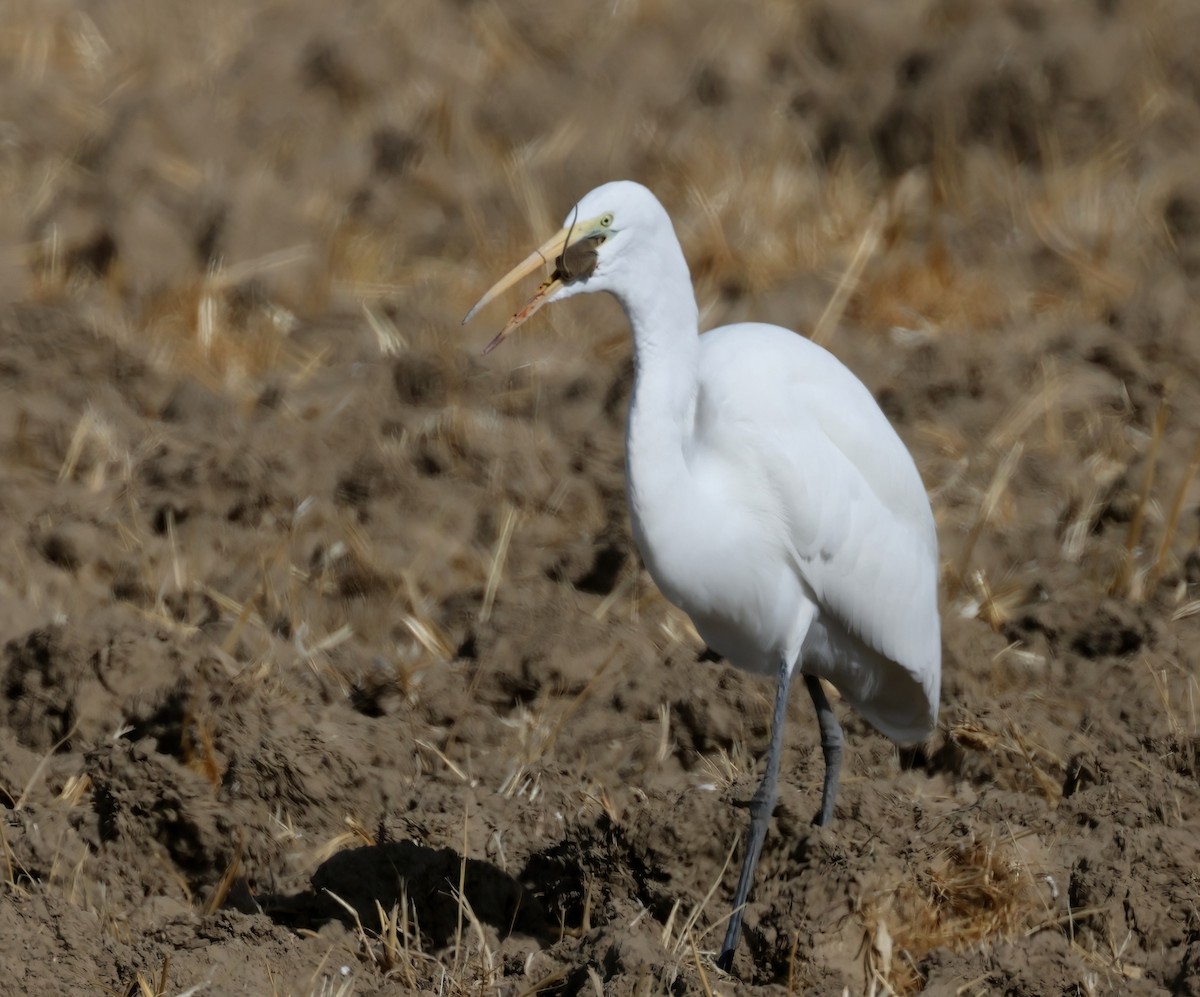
xmin=616 ymin=239 xmax=701 ymax=546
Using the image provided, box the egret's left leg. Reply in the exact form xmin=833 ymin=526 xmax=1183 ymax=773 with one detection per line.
xmin=717 ymin=655 xmax=793 ymax=972
xmin=804 ymin=673 xmax=843 ymax=826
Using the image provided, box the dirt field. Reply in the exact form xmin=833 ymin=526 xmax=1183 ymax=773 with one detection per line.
xmin=2 ymin=1 xmax=1199 ymax=994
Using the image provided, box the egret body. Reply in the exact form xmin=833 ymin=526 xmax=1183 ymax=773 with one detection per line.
xmin=464 ymin=181 xmax=940 ymax=971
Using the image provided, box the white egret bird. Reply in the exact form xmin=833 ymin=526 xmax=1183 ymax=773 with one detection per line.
xmin=464 ymin=181 xmax=940 ymax=971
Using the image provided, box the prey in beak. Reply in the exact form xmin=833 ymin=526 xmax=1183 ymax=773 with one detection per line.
xmin=462 ymin=210 xmax=607 ymax=355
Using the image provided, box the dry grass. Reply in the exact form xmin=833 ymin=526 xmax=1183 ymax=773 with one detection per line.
xmin=867 ymin=830 xmax=1050 ymax=996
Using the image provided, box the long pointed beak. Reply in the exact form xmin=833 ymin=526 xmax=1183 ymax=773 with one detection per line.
xmin=461 ymin=223 xmax=578 ymax=355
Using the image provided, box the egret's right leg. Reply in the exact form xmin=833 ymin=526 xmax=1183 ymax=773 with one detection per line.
xmin=716 ymin=655 xmax=793 ymax=972
xmin=804 ymin=673 xmax=843 ymax=826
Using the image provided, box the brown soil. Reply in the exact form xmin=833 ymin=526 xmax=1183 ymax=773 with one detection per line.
xmin=2 ymin=1 xmax=1200 ymax=994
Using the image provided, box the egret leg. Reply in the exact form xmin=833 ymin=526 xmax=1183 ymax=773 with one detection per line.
xmin=804 ymin=673 xmax=843 ymax=827
xmin=717 ymin=656 xmax=793 ymax=972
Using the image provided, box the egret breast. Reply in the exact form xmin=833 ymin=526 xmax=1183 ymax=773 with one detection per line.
xmin=628 ymin=459 xmax=807 ymax=677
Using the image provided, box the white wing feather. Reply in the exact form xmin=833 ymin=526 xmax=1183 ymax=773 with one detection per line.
xmin=696 ymin=324 xmax=941 ymax=742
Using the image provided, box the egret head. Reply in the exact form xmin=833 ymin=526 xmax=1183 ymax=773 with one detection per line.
xmin=463 ymin=181 xmax=671 ymax=354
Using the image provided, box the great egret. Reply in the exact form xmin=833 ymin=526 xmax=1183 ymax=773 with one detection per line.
xmin=464 ymin=181 xmax=940 ymax=971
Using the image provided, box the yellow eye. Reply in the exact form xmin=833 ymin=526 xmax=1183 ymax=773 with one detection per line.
xmin=600 ymin=213 xmax=614 ymax=228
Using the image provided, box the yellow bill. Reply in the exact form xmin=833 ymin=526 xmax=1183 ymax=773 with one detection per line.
xmin=462 ymin=216 xmax=606 ymax=355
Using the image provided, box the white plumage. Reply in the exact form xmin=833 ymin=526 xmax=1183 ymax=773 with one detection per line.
xmin=632 ymin=321 xmax=939 ymax=740
xmin=465 ymin=180 xmax=940 ymax=971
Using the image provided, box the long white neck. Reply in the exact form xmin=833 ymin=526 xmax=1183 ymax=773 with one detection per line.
xmin=614 ymin=244 xmax=700 ymax=534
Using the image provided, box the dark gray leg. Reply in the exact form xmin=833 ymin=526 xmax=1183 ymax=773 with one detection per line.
xmin=717 ymin=656 xmax=793 ymax=971
xmin=804 ymin=673 xmax=843 ymax=827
